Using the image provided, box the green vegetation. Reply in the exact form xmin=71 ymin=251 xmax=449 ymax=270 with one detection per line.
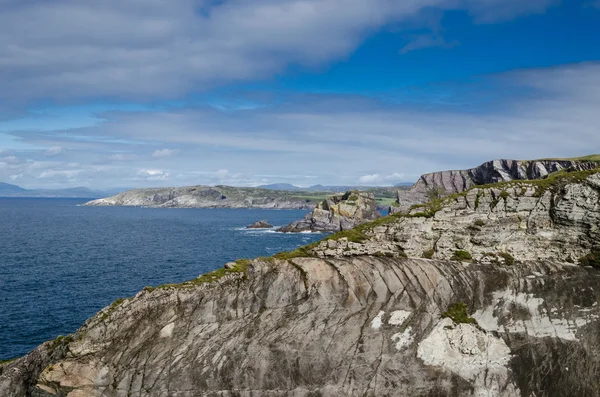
xmin=538 ymin=154 xmax=600 ymax=162
xmin=451 ymin=250 xmax=473 ymax=261
xmin=100 ymin=297 xmax=129 ymax=321
xmin=156 ymin=259 xmax=252 ymax=290
xmin=376 ymin=197 xmax=398 ymax=207
xmin=422 ymin=249 xmax=435 ymax=259
xmin=273 ymin=246 xmax=317 ymax=260
xmin=474 ymin=191 xmax=483 ymax=210
xmin=474 ymin=219 xmax=486 ymax=227
xmin=579 ymin=251 xmax=600 ymax=268
xmin=0 ymin=357 xmax=17 ymax=365
xmin=442 ymin=302 xmax=478 ymax=326
xmin=426 ymin=186 xmax=447 ymax=202
xmin=48 ymin=334 xmax=74 ymax=355
xmin=498 ymin=252 xmax=515 ymax=266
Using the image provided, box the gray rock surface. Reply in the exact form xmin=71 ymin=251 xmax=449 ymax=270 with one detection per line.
xmin=392 ymin=158 xmax=600 ymax=212
xmin=313 ymin=170 xmax=600 ymax=264
xmin=246 ymin=220 xmax=273 ymax=229
xmin=83 ymin=186 xmax=315 ymax=209
xmin=3 ymin=167 xmax=600 ymax=397
xmin=278 ymin=191 xmax=380 ymax=233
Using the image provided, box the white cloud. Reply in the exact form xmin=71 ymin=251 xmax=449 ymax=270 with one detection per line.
xmin=0 ymin=0 xmax=557 ymax=104
xmin=2 ymin=62 xmax=599 ymax=189
xmin=400 ymin=34 xmax=459 ymax=54
xmin=110 ymin=153 xmax=138 ymax=161
xmin=152 ymin=149 xmax=177 ymax=158
xmin=38 ymin=169 xmax=81 ymax=180
xmin=215 ymin=169 xmax=230 ymax=180
xmin=45 ymin=146 xmax=67 ymax=156
xmin=359 ymin=173 xmax=406 ymax=185
xmin=137 ymin=169 xmax=170 ymax=181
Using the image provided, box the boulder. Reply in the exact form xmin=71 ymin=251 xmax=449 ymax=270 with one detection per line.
xmin=246 ymin=220 xmax=273 ymax=229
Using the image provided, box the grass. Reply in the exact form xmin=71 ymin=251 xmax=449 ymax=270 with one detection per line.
xmin=48 ymin=334 xmax=74 ymax=355
xmin=451 ymin=250 xmax=473 ymax=261
xmin=538 ymin=154 xmax=600 ymax=162
xmin=155 ymin=259 xmax=252 ymax=290
xmin=376 ymin=197 xmax=398 ymax=207
xmin=0 ymin=357 xmax=17 ymax=365
xmin=422 ymin=249 xmax=435 ymax=259
xmin=100 ymin=297 xmax=130 ymax=321
xmin=442 ymin=302 xmax=479 ymax=326
xmin=498 ymin=252 xmax=515 ymax=266
xmin=579 ymin=251 xmax=600 ymax=268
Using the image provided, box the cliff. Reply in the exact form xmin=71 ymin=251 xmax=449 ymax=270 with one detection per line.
xmin=3 ymin=166 xmax=600 ymax=396
xmin=278 ymin=191 xmax=380 ymax=232
xmin=394 ymin=156 xmax=600 ymax=211
xmin=83 ymin=186 xmax=315 ymax=209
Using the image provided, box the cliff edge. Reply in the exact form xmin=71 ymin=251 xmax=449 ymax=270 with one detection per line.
xmin=83 ymin=185 xmax=315 ymax=209
xmin=3 ymin=166 xmax=600 ymax=396
xmin=394 ymin=156 xmax=600 ymax=211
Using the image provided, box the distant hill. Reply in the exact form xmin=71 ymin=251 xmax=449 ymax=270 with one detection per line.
xmin=258 ymin=183 xmax=415 ymax=193
xmin=0 ymin=182 xmax=27 ymax=194
xmin=258 ymin=183 xmax=305 ymax=191
xmin=0 ymin=183 xmax=110 ymax=198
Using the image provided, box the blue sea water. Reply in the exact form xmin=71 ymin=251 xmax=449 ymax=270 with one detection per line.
xmin=0 ymin=198 xmax=323 ymax=360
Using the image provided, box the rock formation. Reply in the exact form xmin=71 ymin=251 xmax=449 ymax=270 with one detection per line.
xmin=246 ymin=220 xmax=273 ymax=229
xmin=392 ymin=156 xmax=600 ymax=212
xmin=278 ymin=191 xmax=380 ymax=233
xmin=83 ymin=186 xmax=315 ymax=209
xmin=3 ymin=166 xmax=600 ymax=396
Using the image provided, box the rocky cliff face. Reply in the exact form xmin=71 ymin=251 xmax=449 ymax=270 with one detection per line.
xmin=278 ymin=191 xmax=380 ymax=232
xmin=3 ymin=167 xmax=600 ymax=397
xmin=84 ymin=186 xmax=315 ymax=209
xmin=394 ymin=158 xmax=600 ymax=211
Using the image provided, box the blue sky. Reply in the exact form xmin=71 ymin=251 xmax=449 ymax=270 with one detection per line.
xmin=1 ymin=0 xmax=599 ymax=189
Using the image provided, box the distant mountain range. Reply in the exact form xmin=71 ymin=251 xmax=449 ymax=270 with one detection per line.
xmin=0 ymin=182 xmax=126 ymax=198
xmin=258 ymin=182 xmax=414 ymax=192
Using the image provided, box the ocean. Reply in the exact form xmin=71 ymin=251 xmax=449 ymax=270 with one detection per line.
xmin=0 ymin=198 xmax=323 ymax=360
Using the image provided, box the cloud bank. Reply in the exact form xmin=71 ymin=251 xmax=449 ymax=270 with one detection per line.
xmin=2 ymin=62 xmax=599 ymax=188
xmin=0 ymin=0 xmax=557 ymax=104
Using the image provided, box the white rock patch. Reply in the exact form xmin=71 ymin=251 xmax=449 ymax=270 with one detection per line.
xmin=391 ymin=327 xmax=414 ymax=350
xmin=474 ymin=289 xmax=598 ymax=341
xmin=417 ymin=318 xmax=519 ymax=397
xmin=388 ymin=310 xmax=412 ymax=326
xmin=159 ymin=322 xmax=175 ymax=338
xmin=371 ymin=311 xmax=385 ymax=329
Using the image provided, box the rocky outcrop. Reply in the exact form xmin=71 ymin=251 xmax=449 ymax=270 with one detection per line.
xmin=393 ymin=157 xmax=600 ymax=212
xmin=278 ymin=191 xmax=380 ymax=233
xmin=84 ymin=186 xmax=315 ymax=209
xmin=312 ymin=168 xmax=600 ymax=263
xmin=4 ymin=167 xmax=600 ymax=397
xmin=246 ymin=220 xmax=273 ymax=229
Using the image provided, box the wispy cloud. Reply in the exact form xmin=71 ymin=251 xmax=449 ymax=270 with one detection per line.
xmin=400 ymin=34 xmax=459 ymax=54
xmin=45 ymin=146 xmax=67 ymax=156
xmin=152 ymin=149 xmax=177 ymax=158
xmin=2 ymin=62 xmax=599 ymax=189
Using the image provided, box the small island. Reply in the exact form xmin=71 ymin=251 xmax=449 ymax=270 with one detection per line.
xmin=246 ymin=220 xmax=273 ymax=229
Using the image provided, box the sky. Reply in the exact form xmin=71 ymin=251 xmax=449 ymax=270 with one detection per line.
xmin=1 ymin=0 xmax=600 ymax=189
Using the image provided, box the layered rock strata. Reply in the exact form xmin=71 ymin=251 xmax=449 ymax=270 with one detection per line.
xmin=278 ymin=191 xmax=380 ymax=233
xmin=393 ymin=157 xmax=600 ymax=212
xmin=3 ymin=167 xmax=600 ymax=397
